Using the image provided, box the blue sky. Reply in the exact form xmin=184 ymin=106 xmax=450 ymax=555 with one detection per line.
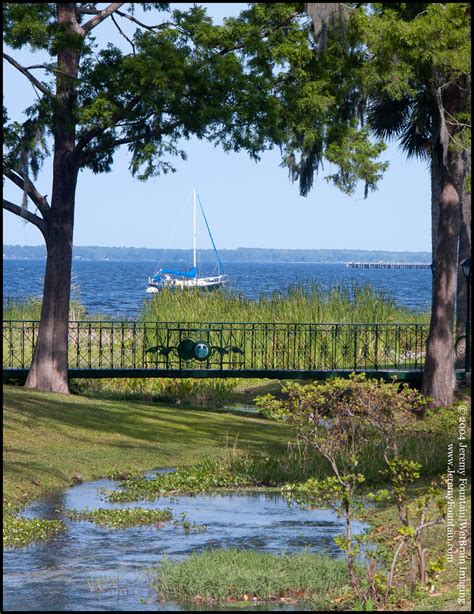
xmin=3 ymin=3 xmax=431 ymax=252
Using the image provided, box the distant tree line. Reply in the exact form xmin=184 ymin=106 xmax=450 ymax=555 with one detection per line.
xmin=3 ymin=245 xmax=432 ymax=264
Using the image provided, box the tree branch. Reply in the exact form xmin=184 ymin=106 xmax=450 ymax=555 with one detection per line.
xmin=81 ymin=3 xmax=126 ymax=33
xmin=3 ymin=164 xmax=51 ymax=219
xmin=386 ymin=538 xmax=407 ymax=595
xmin=3 ymin=199 xmax=48 ymax=238
xmin=217 ymin=14 xmax=300 ymax=56
xmin=79 ymin=121 xmax=180 ymax=162
xmin=25 ymin=63 xmax=85 ymax=81
xmin=76 ymin=7 xmax=101 ymax=15
xmin=3 ymin=52 xmax=54 ymax=98
xmin=416 ymin=518 xmax=444 ymax=533
xmin=111 ymin=13 xmax=136 ymax=54
xmin=73 ymin=95 xmax=142 ymax=157
xmin=79 ymin=116 xmax=181 ymax=164
xmin=115 ymin=9 xmax=168 ymax=31
xmin=82 ymin=135 xmax=139 ymax=159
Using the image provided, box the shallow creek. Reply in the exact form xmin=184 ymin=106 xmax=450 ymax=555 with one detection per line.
xmin=3 ymin=469 xmax=368 ymax=611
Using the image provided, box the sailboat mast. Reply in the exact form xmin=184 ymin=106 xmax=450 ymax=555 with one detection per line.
xmin=193 ymin=188 xmax=197 ymax=270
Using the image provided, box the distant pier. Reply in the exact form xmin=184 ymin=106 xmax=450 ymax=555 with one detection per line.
xmin=346 ymin=262 xmax=430 ymax=269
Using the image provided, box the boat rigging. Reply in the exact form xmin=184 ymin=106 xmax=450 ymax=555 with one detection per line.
xmin=146 ymin=189 xmax=228 ymax=292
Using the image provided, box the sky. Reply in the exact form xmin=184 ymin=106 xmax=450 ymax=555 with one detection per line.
xmin=3 ymin=3 xmax=431 ymax=253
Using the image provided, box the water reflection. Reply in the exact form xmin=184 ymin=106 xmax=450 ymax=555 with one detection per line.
xmin=3 ymin=472 xmax=368 ymax=611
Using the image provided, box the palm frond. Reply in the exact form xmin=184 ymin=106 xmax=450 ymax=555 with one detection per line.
xmin=398 ymin=122 xmax=431 ymax=160
xmin=367 ymin=92 xmax=433 ymax=160
xmin=398 ymin=92 xmax=433 ymax=159
xmin=366 ymin=97 xmax=411 ymax=140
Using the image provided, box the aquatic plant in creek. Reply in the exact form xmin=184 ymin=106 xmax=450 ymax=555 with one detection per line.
xmin=3 ymin=514 xmax=65 ymax=549
xmin=104 ymin=458 xmax=257 ymax=503
xmin=65 ymin=507 xmax=173 ymax=528
xmin=104 ymin=441 xmax=330 ymax=503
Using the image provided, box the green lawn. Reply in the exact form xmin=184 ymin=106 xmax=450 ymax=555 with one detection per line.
xmin=3 ymin=383 xmax=294 ymax=513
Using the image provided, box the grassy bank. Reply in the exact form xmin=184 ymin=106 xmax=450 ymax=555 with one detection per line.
xmin=4 ymin=383 xmax=469 ymax=511
xmin=153 ymin=549 xmax=354 ymax=609
xmin=2 ymin=384 xmax=293 ymax=514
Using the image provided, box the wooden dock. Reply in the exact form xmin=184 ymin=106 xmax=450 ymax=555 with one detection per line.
xmin=346 ymin=262 xmax=430 ymax=269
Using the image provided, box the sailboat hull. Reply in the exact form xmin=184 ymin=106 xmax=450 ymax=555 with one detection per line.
xmin=147 ymin=274 xmax=228 ymax=292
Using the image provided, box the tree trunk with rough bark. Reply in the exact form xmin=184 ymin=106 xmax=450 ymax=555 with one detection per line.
xmin=25 ymin=4 xmax=82 ymax=393
xmin=422 ymin=69 xmax=469 ymax=408
xmin=455 ymin=147 xmax=471 ymax=369
xmin=25 ymin=165 xmax=78 ymax=392
xmin=422 ymin=149 xmax=465 ymax=406
xmin=431 ymin=159 xmax=441 ymax=261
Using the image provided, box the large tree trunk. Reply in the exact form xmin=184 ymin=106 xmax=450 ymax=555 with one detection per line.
xmin=25 ymin=170 xmax=78 ymax=392
xmin=25 ymin=3 xmax=82 ymax=393
xmin=422 ymin=148 xmax=465 ymax=407
xmin=431 ymin=159 xmax=441 ymax=260
xmin=461 ymin=134 xmax=472 ymax=249
xmin=456 ymin=152 xmax=471 ymax=371
xmin=422 ymin=71 xmax=469 ymax=407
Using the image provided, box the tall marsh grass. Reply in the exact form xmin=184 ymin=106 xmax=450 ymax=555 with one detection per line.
xmin=3 ymin=283 xmax=427 ymax=325
xmin=3 ymin=297 xmax=44 ymax=321
xmin=153 ymin=549 xmax=352 ymax=606
xmin=141 ymin=283 xmax=428 ymax=324
xmin=3 ymin=297 xmax=87 ymax=321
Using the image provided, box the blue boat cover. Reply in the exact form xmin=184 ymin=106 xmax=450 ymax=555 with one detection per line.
xmin=154 ymin=266 xmax=197 ymax=279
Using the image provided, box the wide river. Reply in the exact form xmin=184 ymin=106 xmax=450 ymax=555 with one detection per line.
xmin=3 ymin=259 xmax=431 ymax=318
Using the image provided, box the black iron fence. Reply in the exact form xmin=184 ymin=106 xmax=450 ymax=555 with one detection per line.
xmin=3 ymin=320 xmax=430 ymax=379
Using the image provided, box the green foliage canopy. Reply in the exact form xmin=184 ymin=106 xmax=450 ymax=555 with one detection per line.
xmin=3 ymin=3 xmax=389 ymax=196
xmin=361 ymin=3 xmax=471 ymax=164
xmin=283 ymin=2 xmax=470 ymax=196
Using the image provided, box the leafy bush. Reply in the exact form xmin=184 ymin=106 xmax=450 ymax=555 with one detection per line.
xmin=256 ymin=374 xmax=446 ymax=607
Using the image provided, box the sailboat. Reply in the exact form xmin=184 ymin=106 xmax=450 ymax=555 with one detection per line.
xmin=146 ymin=189 xmax=228 ymax=292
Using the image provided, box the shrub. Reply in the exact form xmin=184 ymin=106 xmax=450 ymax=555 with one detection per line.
xmin=256 ymin=374 xmax=445 ymax=608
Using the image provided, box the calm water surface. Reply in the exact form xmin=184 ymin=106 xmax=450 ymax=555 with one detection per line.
xmin=3 ymin=259 xmax=432 ymax=317
xmin=3 ymin=471 xmax=368 ymax=611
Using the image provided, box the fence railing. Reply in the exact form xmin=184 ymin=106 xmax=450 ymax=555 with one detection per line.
xmin=3 ymin=320 xmax=430 ymax=378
